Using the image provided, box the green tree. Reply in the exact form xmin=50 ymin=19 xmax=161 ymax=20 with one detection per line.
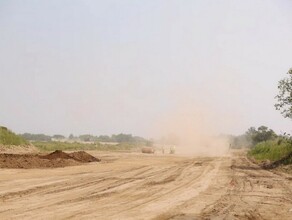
xmin=97 ymin=135 xmax=111 ymax=142
xmin=21 ymin=133 xmax=51 ymax=141
xmin=275 ymin=68 xmax=292 ymax=119
xmin=245 ymin=126 xmax=276 ymax=146
xmin=53 ymin=134 xmax=65 ymax=139
xmin=255 ymin=126 xmax=276 ymax=143
xmin=111 ymin=134 xmax=133 ymax=143
xmin=79 ymin=134 xmax=97 ymax=142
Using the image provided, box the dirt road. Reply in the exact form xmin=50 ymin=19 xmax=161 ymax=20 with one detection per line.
xmin=0 ymin=151 xmax=292 ymax=219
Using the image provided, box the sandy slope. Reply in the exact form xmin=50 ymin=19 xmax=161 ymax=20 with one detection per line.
xmin=0 ymin=151 xmax=292 ymax=219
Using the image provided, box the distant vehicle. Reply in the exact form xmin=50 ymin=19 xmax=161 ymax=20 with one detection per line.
xmin=141 ymin=147 xmax=155 ymax=154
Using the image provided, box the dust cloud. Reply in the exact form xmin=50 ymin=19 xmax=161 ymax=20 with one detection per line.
xmin=153 ymin=103 xmax=231 ymax=156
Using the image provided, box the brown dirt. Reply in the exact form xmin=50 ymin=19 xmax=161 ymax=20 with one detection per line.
xmin=69 ymin=151 xmax=101 ymax=162
xmin=0 ymin=150 xmax=100 ymax=169
xmin=40 ymin=150 xmax=74 ymax=160
xmin=0 ymin=151 xmax=291 ymax=219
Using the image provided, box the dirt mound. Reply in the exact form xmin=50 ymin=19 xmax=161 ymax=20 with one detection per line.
xmin=40 ymin=150 xmax=73 ymax=160
xmin=0 ymin=150 xmax=100 ymax=169
xmin=0 ymin=153 xmax=78 ymax=169
xmin=69 ymin=151 xmax=101 ymax=162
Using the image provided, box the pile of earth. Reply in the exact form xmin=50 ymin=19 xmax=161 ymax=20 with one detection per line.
xmin=0 ymin=150 xmax=100 ymax=169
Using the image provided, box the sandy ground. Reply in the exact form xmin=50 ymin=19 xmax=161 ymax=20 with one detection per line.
xmin=0 ymin=151 xmax=292 ymax=220
xmin=0 ymin=145 xmax=38 ymax=154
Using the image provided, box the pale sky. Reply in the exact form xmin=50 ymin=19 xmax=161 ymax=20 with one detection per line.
xmin=0 ymin=0 xmax=291 ymax=137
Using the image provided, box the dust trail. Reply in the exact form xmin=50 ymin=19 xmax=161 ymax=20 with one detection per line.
xmin=153 ymin=103 xmax=230 ymax=156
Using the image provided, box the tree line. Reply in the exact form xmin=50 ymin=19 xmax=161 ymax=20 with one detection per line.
xmin=230 ymin=126 xmax=277 ymax=148
xmin=231 ymin=68 xmax=292 ymax=149
xmin=20 ymin=132 xmax=151 ymax=145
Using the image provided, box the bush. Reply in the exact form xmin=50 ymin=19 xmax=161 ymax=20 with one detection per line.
xmin=248 ymin=139 xmax=292 ymax=162
xmin=0 ymin=127 xmax=28 ymax=145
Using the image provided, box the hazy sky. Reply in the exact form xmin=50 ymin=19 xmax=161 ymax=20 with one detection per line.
xmin=0 ymin=0 xmax=292 ymax=137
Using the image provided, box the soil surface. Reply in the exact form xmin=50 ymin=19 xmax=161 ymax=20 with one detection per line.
xmin=0 ymin=151 xmax=292 ymax=219
xmin=0 ymin=150 xmax=100 ymax=168
xmin=0 ymin=144 xmax=38 ymax=154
